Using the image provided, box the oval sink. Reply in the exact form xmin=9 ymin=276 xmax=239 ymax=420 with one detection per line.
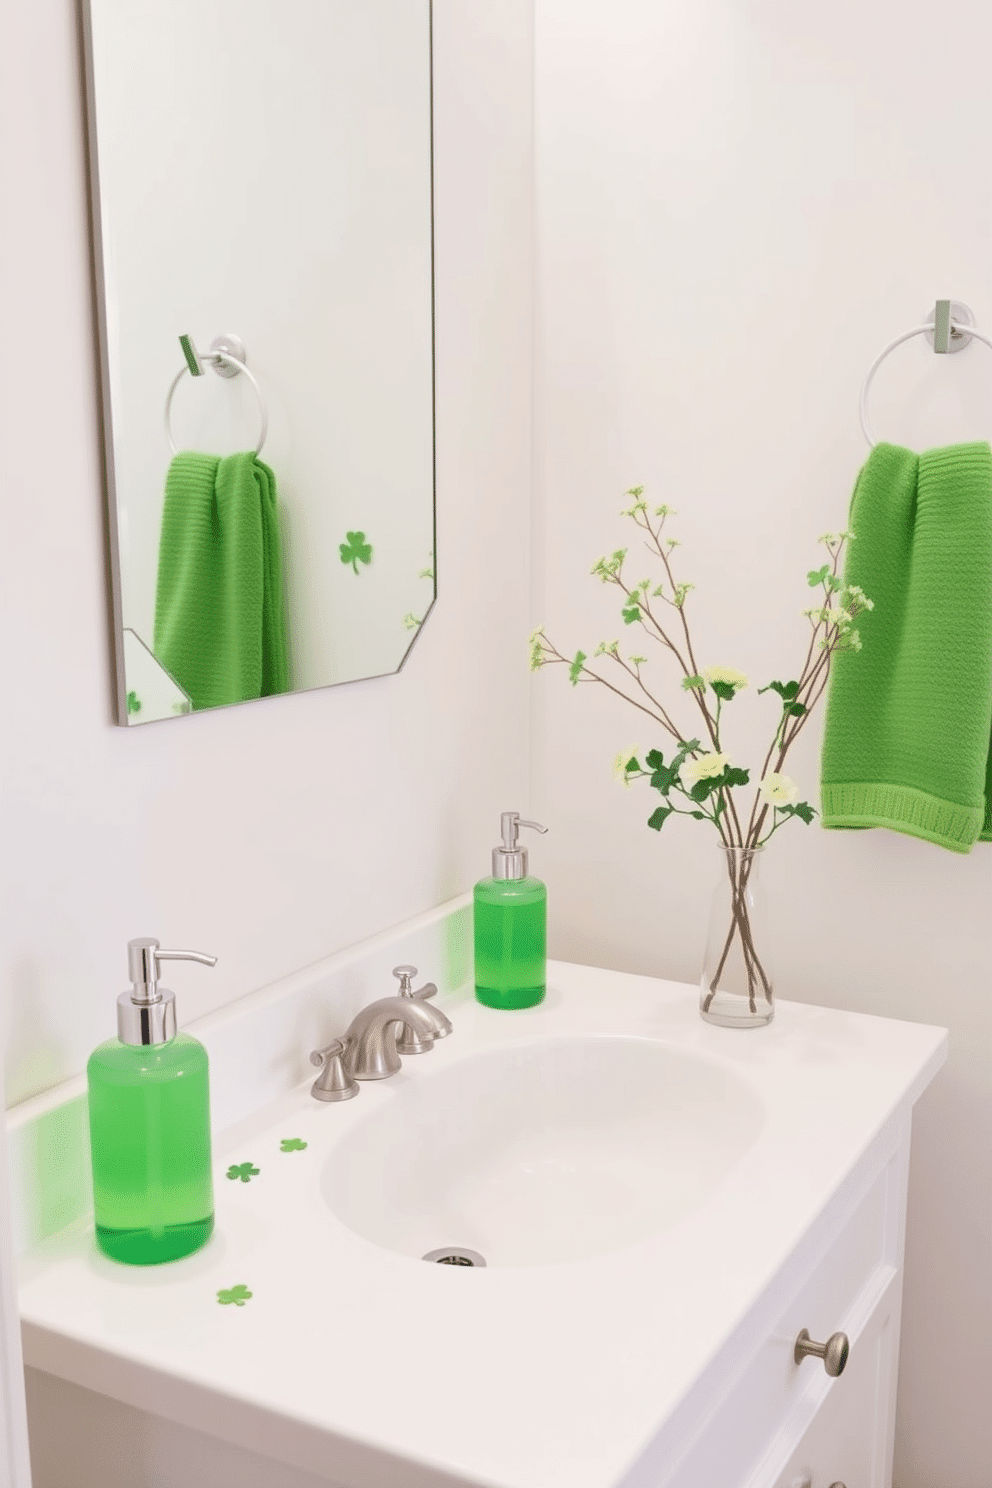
xmin=322 ymin=1035 xmax=765 ymax=1266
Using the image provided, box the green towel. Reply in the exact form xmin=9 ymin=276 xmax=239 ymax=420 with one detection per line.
xmin=154 ymin=451 xmax=289 ymax=712
xmin=821 ymin=441 xmax=992 ymax=853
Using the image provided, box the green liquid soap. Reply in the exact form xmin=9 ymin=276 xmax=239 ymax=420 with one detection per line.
xmin=87 ymin=1033 xmax=214 ymax=1265
xmin=474 ymin=876 xmax=547 ymax=1009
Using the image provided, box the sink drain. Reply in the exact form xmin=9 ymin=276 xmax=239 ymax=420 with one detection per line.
xmin=422 ymin=1246 xmax=487 ymax=1267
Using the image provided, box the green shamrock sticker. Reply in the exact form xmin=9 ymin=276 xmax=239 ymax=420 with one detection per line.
xmin=339 ymin=530 xmax=373 ymax=574
xmin=217 ymin=1284 xmax=252 ymax=1307
xmin=226 ymin=1162 xmax=259 ymax=1184
xmin=280 ymin=1138 xmax=307 ymax=1152
xmin=126 ymin=691 xmax=142 ymax=715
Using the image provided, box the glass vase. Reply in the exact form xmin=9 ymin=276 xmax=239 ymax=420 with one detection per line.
xmin=699 ymin=846 xmax=774 ymax=1029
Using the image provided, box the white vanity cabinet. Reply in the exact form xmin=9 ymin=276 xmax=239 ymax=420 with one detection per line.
xmin=663 ymin=1116 xmax=910 ymax=1488
xmin=771 ymin=1289 xmax=898 ymax=1488
xmin=12 ymin=943 xmax=946 ymax=1488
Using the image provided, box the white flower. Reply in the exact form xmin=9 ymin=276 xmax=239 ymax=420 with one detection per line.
xmin=703 ymin=665 xmax=748 ymax=692
xmin=824 ymin=605 xmax=853 ymax=629
xmin=843 ymin=583 xmax=874 ymax=612
xmin=681 ymin=752 xmax=729 ymax=790
xmin=613 ymin=747 xmax=641 ymax=786
xmin=759 ymin=772 xmax=799 ymax=806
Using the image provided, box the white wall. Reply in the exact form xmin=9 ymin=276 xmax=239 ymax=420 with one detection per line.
xmin=532 ymin=3 xmax=992 ymax=1485
xmin=0 ymin=0 xmax=534 ymax=1103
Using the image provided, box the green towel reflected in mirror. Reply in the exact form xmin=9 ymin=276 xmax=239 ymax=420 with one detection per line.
xmin=154 ymin=451 xmax=290 ymax=712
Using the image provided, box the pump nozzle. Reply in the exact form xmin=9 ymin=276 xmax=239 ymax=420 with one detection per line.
xmin=120 ymin=937 xmax=217 ymax=1046
xmin=494 ymin=812 xmax=548 ymax=879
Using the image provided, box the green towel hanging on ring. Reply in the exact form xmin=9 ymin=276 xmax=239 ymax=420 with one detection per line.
xmin=154 ymin=451 xmax=290 ymax=711
xmin=821 ymin=440 xmax=992 ymax=852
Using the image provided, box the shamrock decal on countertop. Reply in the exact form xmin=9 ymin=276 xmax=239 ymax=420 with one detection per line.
xmin=226 ymin=1162 xmax=260 ymax=1184
xmin=217 ymin=1284 xmax=252 ymax=1307
xmin=339 ymin=530 xmax=373 ymax=575
xmin=280 ymin=1138 xmax=307 ymax=1152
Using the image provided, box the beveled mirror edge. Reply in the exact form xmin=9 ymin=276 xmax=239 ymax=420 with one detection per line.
xmin=79 ymin=0 xmax=438 ymax=729
xmin=78 ymin=0 xmax=130 ymax=726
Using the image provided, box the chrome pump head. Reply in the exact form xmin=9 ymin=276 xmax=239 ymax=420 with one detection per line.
xmin=118 ymin=937 xmax=217 ymax=1046
xmin=492 ymin=811 xmax=548 ymax=881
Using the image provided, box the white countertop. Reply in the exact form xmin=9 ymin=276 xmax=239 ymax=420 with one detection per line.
xmin=17 ymin=963 xmax=947 ymax=1488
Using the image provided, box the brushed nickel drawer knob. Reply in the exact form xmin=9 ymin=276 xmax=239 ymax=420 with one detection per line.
xmin=794 ymin=1327 xmax=850 ymax=1376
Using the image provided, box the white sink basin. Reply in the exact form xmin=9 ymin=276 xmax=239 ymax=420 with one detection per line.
xmin=321 ymin=1034 xmax=765 ymax=1265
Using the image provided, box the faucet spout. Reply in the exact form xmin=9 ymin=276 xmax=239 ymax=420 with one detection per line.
xmin=343 ymin=996 xmax=445 ymax=1081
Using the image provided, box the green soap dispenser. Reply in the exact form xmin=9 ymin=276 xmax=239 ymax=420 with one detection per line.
xmin=87 ymin=938 xmax=217 ymax=1265
xmin=474 ymin=811 xmax=548 ymax=1009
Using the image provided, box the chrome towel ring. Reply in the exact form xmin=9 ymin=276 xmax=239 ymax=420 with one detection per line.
xmin=860 ymin=299 xmax=992 ymax=448
xmin=165 ymin=333 xmax=268 ymax=457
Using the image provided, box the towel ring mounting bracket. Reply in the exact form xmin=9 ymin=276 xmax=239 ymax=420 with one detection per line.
xmin=859 ymin=300 xmax=992 ymax=448
xmin=165 ymin=332 xmax=268 ymax=456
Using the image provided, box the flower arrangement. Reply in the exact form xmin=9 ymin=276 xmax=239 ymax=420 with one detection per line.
xmin=530 ymin=490 xmax=872 ymax=1020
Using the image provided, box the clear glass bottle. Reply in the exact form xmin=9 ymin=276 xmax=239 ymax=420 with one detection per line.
xmin=699 ymin=846 xmax=774 ymax=1028
xmin=87 ymin=938 xmax=217 ymax=1264
xmin=474 ymin=812 xmax=548 ymax=1010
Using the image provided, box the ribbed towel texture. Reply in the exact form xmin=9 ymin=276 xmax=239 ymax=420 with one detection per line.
xmin=821 ymin=440 xmax=992 ymax=853
xmin=154 ymin=451 xmax=289 ymax=712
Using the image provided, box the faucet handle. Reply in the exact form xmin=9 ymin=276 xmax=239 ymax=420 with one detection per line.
xmin=309 ymin=1039 xmax=359 ymax=1102
xmin=392 ymin=965 xmax=439 ymax=1001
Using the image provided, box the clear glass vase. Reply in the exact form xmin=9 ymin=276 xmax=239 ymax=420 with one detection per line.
xmin=699 ymin=846 xmax=774 ymax=1029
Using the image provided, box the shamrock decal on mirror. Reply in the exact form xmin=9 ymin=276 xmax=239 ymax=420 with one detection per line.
xmin=280 ymin=1138 xmax=307 ymax=1152
xmin=339 ymin=530 xmax=373 ymax=575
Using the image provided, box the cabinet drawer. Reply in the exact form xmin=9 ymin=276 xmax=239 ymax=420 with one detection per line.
xmin=666 ymin=1153 xmax=899 ymax=1488
xmin=771 ymin=1283 xmax=899 ymax=1488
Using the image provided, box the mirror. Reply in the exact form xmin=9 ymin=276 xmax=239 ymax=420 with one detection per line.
xmin=83 ymin=0 xmax=436 ymax=725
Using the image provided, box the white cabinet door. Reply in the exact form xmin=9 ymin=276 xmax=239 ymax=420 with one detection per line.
xmin=773 ymin=1290 xmax=898 ymax=1488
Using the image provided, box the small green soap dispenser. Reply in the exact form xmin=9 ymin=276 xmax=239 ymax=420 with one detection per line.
xmin=87 ymin=938 xmax=217 ymax=1265
xmin=474 ymin=811 xmax=548 ymax=1009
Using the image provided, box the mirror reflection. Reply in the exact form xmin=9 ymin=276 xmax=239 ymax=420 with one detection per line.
xmin=84 ymin=0 xmax=436 ymax=724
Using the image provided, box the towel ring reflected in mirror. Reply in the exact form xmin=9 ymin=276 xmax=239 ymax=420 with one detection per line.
xmin=860 ymin=300 xmax=992 ymax=448
xmin=164 ymin=338 xmax=269 ymax=457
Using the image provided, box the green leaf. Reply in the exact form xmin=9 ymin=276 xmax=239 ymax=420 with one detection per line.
xmin=788 ymin=702 xmax=807 ymax=717
xmin=647 ymin=806 xmax=673 ymax=831
xmin=682 ymin=675 xmax=705 ymax=691
xmin=689 ymin=777 xmax=719 ymax=802
xmin=280 ymin=1138 xmax=308 ymax=1152
xmin=807 ymin=564 xmax=831 ymax=587
xmin=825 ymin=573 xmax=842 ymax=592
xmin=689 ymin=811 xmax=707 ymax=820
xmin=644 ymin=749 xmax=664 ymax=770
xmin=568 ymin=650 xmax=587 ymax=685
xmin=621 ymin=601 xmax=641 ymax=625
xmin=339 ymin=530 xmax=373 ymax=574
xmin=791 ymin=801 xmax=816 ymax=824
xmin=217 ymin=1284 xmax=253 ymax=1307
xmin=710 ymin=680 xmax=736 ymax=702
xmin=624 ymin=757 xmax=641 ymax=773
xmin=724 ymin=766 xmax=751 ymax=787
xmin=759 ymin=679 xmax=799 ymax=701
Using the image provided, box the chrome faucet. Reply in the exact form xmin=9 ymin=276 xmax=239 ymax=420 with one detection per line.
xmin=310 ymin=965 xmax=452 ymax=1102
